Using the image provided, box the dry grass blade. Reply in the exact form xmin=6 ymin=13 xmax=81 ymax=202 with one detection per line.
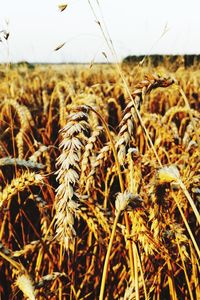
xmin=54 ymin=42 xmax=66 ymax=51
xmin=58 ymin=3 xmax=68 ymax=12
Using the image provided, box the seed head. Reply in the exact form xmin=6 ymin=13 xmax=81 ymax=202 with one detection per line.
xmin=157 ymin=165 xmax=180 ymax=184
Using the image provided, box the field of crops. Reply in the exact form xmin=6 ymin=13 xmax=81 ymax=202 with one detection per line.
xmin=0 ymin=62 xmax=199 ymax=299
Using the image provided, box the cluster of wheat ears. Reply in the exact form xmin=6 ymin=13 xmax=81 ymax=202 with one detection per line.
xmin=0 ymin=62 xmax=199 ymax=300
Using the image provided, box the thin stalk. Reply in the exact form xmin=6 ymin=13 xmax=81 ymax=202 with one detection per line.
xmin=88 ymin=106 xmax=124 ymax=192
xmin=59 ymin=280 xmax=63 ymax=300
xmin=99 ymin=210 xmax=121 ymax=300
xmin=178 ymin=180 xmax=200 ymax=226
xmin=21 ymin=209 xmax=56 ymax=264
xmin=156 ymin=270 xmax=161 ymax=300
xmin=0 ymin=198 xmax=12 ymax=240
xmin=77 ymin=243 xmax=98 ymax=298
xmin=35 ymin=248 xmax=44 ymax=279
xmin=167 ymin=259 xmax=178 ymax=300
xmin=59 ymin=244 xmax=63 ymax=300
xmin=44 ymin=214 xmax=56 ymax=240
xmin=47 ymin=88 xmax=57 ymax=137
xmin=88 ymin=106 xmax=135 ymax=280
xmin=172 ymin=192 xmax=200 ymax=259
xmin=71 ymin=239 xmax=77 ymax=300
xmin=135 ymin=242 xmax=148 ymax=300
xmin=190 ymin=241 xmax=200 ymax=298
xmin=132 ymin=242 xmax=140 ymax=300
xmin=178 ymin=86 xmax=200 ymax=153
xmin=0 ymin=250 xmax=21 ymax=270
xmin=176 ymin=237 xmax=194 ymax=300
xmin=59 ymin=242 xmax=63 ymax=268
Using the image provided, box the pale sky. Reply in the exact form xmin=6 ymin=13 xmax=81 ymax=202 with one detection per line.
xmin=0 ymin=0 xmax=200 ymax=63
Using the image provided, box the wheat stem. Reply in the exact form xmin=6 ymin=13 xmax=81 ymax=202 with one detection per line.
xmin=99 ymin=210 xmax=121 ymax=300
xmin=178 ymin=180 xmax=200 ymax=226
xmin=176 ymin=237 xmax=194 ymax=300
xmin=87 ymin=106 xmax=135 ymax=281
xmin=178 ymin=86 xmax=200 ymax=153
xmin=132 ymin=242 xmax=140 ymax=300
xmin=172 ymin=192 xmax=200 ymax=259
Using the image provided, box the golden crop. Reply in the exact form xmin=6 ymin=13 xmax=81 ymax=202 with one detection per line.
xmin=0 ymin=62 xmax=199 ymax=299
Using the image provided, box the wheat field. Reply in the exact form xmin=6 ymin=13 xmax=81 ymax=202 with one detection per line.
xmin=0 ymin=61 xmax=199 ymax=299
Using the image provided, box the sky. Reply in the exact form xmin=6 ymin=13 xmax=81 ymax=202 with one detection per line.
xmin=0 ymin=0 xmax=200 ymax=63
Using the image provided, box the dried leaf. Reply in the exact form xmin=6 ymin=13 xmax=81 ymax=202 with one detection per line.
xmin=89 ymin=58 xmax=95 ymax=69
xmin=102 ymin=52 xmax=107 ymax=60
xmin=58 ymin=4 xmax=68 ymax=12
xmin=54 ymin=42 xmax=65 ymax=51
xmin=0 ymin=30 xmax=9 ymax=42
xmin=4 ymin=32 xmax=9 ymax=40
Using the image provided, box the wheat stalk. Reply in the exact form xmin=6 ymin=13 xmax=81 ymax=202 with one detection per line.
xmin=55 ymin=106 xmax=90 ymax=250
xmin=0 ymin=172 xmax=43 ymax=208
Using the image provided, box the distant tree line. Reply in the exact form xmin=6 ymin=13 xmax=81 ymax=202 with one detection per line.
xmin=123 ymin=54 xmax=200 ymax=68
